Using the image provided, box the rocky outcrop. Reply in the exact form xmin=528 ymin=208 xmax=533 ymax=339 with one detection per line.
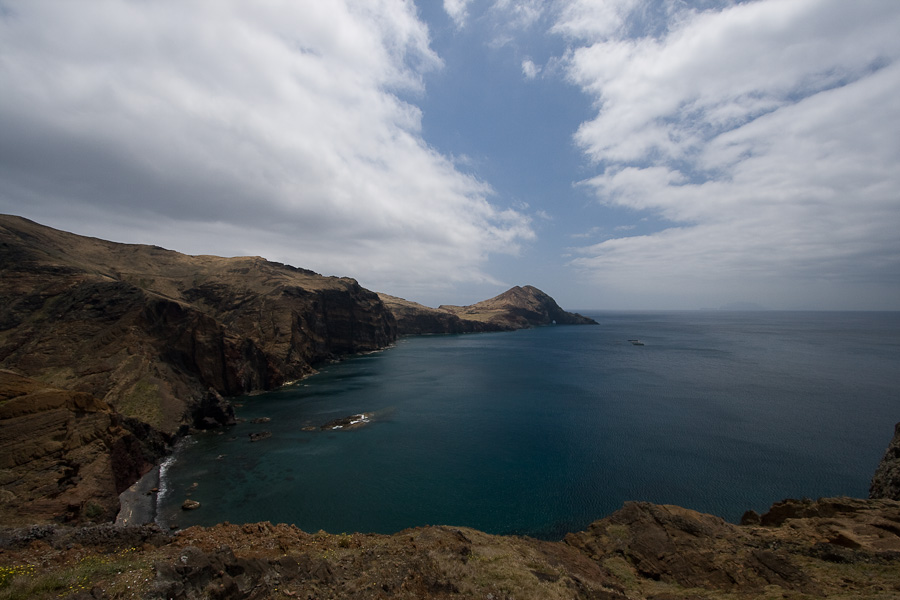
xmin=0 ymin=214 xmax=397 ymax=435
xmin=192 ymin=389 xmax=237 ymax=431
xmin=871 ymin=421 xmax=900 ymax=500
xmin=565 ymin=501 xmax=819 ymax=594
xmin=381 ymin=285 xmax=597 ymax=335
xmin=0 ymin=371 xmax=162 ymax=525
xmin=3 ymin=496 xmax=900 ymax=599
xmin=320 ymin=413 xmax=371 ymax=430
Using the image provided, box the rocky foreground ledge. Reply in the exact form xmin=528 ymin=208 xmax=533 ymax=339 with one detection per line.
xmin=1 ymin=496 xmax=899 ymax=599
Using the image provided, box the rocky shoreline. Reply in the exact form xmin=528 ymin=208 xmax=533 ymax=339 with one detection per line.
xmin=114 ymin=466 xmax=161 ymax=528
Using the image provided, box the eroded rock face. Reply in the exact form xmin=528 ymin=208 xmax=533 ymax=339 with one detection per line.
xmin=0 ymin=215 xmax=397 ymax=435
xmin=565 ymin=502 xmax=819 ymax=594
xmin=871 ymin=421 xmax=900 ymax=500
xmin=0 ymin=371 xmax=161 ymax=525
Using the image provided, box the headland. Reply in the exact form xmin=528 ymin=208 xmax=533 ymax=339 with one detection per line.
xmin=1 ymin=214 xmax=899 ymax=599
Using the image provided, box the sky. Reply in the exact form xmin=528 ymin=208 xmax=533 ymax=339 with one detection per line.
xmin=1 ymin=0 xmax=898 ymax=310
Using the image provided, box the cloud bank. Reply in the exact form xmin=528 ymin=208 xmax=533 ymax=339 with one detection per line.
xmin=556 ymin=0 xmax=900 ymax=308
xmin=0 ymin=1 xmax=532 ymax=299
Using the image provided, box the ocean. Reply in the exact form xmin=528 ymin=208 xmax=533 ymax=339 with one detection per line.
xmin=155 ymin=311 xmax=900 ymax=539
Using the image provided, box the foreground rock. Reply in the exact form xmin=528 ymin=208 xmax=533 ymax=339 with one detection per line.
xmin=2 ymin=497 xmax=899 ymax=599
xmin=380 ymin=285 xmax=597 ymax=335
xmin=871 ymin=421 xmax=900 ymax=500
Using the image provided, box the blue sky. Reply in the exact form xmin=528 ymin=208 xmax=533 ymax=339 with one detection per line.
xmin=1 ymin=1 xmax=898 ymax=310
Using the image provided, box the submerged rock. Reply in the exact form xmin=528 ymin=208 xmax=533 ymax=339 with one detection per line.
xmin=320 ymin=413 xmax=371 ymax=430
xmin=181 ymin=499 xmax=201 ymax=511
xmin=249 ymin=431 xmax=272 ymax=442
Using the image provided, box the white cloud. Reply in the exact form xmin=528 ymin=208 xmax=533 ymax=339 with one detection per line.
xmin=521 ymin=58 xmax=541 ymax=79
xmin=491 ymin=0 xmax=548 ymax=31
xmin=558 ymin=0 xmax=900 ymax=309
xmin=444 ymin=0 xmax=474 ymax=29
xmin=0 ymin=0 xmax=533 ymax=298
xmin=552 ymin=0 xmax=641 ymax=40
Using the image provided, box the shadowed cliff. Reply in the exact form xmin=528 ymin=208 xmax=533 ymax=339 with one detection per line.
xmin=0 ymin=215 xmax=397 ymax=438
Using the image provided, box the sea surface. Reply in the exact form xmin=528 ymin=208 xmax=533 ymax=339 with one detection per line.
xmin=156 ymin=311 xmax=900 ymax=539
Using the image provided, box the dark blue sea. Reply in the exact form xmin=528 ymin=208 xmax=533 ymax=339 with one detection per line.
xmin=156 ymin=311 xmax=900 ymax=539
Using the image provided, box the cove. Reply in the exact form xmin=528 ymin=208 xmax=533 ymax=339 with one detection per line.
xmin=156 ymin=311 xmax=900 ymax=539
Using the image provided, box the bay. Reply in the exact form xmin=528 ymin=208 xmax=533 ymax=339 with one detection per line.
xmin=156 ymin=311 xmax=900 ymax=539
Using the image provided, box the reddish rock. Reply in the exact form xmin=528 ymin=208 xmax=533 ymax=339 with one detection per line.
xmin=871 ymin=421 xmax=900 ymax=500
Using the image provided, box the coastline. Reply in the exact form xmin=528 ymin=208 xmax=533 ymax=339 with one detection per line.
xmin=114 ymin=465 xmax=160 ymax=527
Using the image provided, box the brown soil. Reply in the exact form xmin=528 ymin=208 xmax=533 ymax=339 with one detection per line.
xmin=2 ymin=497 xmax=899 ymax=599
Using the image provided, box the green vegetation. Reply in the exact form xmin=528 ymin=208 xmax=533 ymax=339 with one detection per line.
xmin=82 ymin=501 xmax=104 ymax=521
xmin=116 ymin=378 xmax=162 ymax=428
xmin=0 ymin=548 xmax=150 ymax=600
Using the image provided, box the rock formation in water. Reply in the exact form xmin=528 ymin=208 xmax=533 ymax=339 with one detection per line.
xmin=871 ymin=421 xmax=900 ymax=500
xmin=381 ymin=285 xmax=597 ymax=335
xmin=0 ymin=214 xmax=397 ymax=437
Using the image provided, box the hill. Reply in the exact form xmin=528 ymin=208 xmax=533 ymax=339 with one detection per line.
xmin=380 ymin=286 xmax=597 ymax=335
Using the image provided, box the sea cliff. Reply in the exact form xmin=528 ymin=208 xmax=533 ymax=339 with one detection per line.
xmin=0 ymin=215 xmax=396 ymax=439
xmin=0 ymin=215 xmax=596 ymax=525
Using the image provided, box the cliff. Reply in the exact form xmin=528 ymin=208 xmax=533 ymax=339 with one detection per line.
xmin=0 ymin=371 xmax=163 ymax=526
xmin=871 ymin=421 xmax=900 ymax=500
xmin=381 ymin=285 xmax=597 ymax=335
xmin=0 ymin=215 xmax=397 ymax=437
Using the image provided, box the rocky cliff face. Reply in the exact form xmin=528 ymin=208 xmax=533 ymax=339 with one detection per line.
xmin=871 ymin=421 xmax=900 ymax=500
xmin=0 ymin=371 xmax=163 ymax=525
xmin=382 ymin=285 xmax=597 ymax=335
xmin=0 ymin=215 xmax=397 ymax=436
